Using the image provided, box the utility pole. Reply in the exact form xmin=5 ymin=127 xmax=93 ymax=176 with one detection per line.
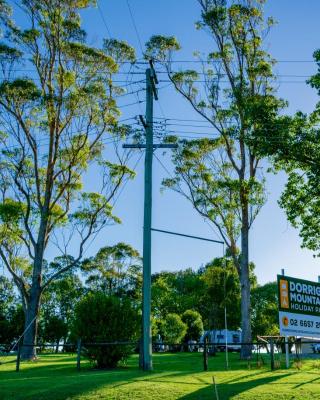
xmin=141 ymin=67 xmax=154 ymax=371
xmin=123 ymin=61 xmax=176 ymax=371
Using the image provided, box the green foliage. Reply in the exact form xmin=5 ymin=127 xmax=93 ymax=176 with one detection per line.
xmin=181 ymin=310 xmax=204 ymax=342
xmin=41 ymin=263 xmax=84 ymax=329
xmin=0 ymin=43 xmax=22 ymax=60
xmin=162 ymin=138 xmax=266 ymax=252
xmin=103 ymin=39 xmax=136 ymax=64
xmin=0 ymin=276 xmax=24 ymax=348
xmin=278 ymin=171 xmax=320 ymax=254
xmin=73 ymin=293 xmax=139 ymax=368
xmin=151 ymin=259 xmax=256 ymax=333
xmin=0 ymin=0 xmax=137 ymax=344
xmin=0 ymin=79 xmax=41 ymax=103
xmin=251 ymin=282 xmax=279 ymax=337
xmin=82 ymin=243 xmax=142 ymax=302
xmin=70 ymin=192 xmax=120 ymax=227
xmin=0 ymin=304 xmax=24 ymax=348
xmin=151 ymin=269 xmax=204 ymax=319
xmin=0 ymin=198 xmax=25 ymax=224
xmin=201 ymin=258 xmax=241 ymax=330
xmin=42 ymin=315 xmax=68 ymax=343
xmin=145 ymin=35 xmax=180 ymax=61
xmin=160 ymin=313 xmax=187 ymax=344
xmin=254 ymin=49 xmax=320 ymax=256
xmin=0 ymin=276 xmax=15 ymax=314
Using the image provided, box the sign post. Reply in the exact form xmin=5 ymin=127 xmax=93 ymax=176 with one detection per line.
xmin=280 ymin=269 xmax=290 ymax=368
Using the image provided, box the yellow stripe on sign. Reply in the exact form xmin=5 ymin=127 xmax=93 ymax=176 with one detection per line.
xmin=280 ymin=279 xmax=289 ymax=309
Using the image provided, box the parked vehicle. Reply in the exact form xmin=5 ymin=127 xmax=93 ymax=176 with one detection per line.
xmin=200 ymin=329 xmax=242 ymax=353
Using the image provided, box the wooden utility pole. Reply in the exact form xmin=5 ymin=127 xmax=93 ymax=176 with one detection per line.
xmin=123 ymin=61 xmax=176 ymax=371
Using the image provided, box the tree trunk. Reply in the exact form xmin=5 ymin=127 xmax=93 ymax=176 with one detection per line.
xmin=21 ymin=293 xmax=41 ymax=360
xmin=55 ymin=340 xmax=59 ymax=354
xmin=240 ymin=220 xmax=252 ymax=359
xmin=21 ymin=256 xmax=43 ymax=360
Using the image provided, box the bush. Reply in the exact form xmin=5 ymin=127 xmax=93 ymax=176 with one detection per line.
xmin=181 ymin=310 xmax=204 ymax=342
xmin=73 ymin=293 xmax=139 ymax=368
xmin=161 ymin=313 xmax=187 ymax=344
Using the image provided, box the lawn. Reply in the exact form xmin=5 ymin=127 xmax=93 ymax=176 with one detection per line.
xmin=1 ymin=352 xmax=320 ymax=399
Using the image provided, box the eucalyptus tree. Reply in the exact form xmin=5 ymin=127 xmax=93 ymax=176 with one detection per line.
xmin=0 ymin=0 xmax=136 ymax=359
xmin=146 ymin=0 xmax=285 ymax=357
xmin=82 ymin=242 xmax=142 ymax=302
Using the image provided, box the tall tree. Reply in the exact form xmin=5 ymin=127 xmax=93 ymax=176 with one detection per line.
xmin=0 ymin=0 xmax=136 ymax=359
xmin=146 ymin=0 xmax=285 ymax=357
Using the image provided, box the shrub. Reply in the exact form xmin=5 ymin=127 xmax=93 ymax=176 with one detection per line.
xmin=181 ymin=310 xmax=204 ymax=342
xmin=161 ymin=313 xmax=187 ymax=344
xmin=73 ymin=293 xmax=139 ymax=368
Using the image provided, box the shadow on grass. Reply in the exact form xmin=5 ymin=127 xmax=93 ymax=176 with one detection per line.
xmin=179 ymin=373 xmax=293 ymax=400
xmin=0 ymin=353 xmax=292 ymax=400
xmin=293 ymin=375 xmax=320 ymax=389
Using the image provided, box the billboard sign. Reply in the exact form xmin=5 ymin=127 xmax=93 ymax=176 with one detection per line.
xmin=278 ymin=275 xmax=320 ymax=338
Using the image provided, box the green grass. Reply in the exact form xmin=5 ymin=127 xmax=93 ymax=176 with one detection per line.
xmin=1 ymin=352 xmax=320 ymax=399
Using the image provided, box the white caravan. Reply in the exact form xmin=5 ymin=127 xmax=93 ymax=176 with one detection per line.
xmin=201 ymin=329 xmax=242 ymax=352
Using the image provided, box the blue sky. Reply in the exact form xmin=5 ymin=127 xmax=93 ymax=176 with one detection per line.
xmin=76 ymin=0 xmax=320 ymax=285
xmin=7 ymin=1 xmax=320 ymax=285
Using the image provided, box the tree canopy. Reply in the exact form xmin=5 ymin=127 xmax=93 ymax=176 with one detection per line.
xmin=0 ymin=0 xmax=136 ymax=359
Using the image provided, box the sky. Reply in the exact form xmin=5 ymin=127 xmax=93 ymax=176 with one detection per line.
xmin=6 ymin=0 xmax=320 ymax=285
xmin=76 ymin=0 xmax=320 ymax=285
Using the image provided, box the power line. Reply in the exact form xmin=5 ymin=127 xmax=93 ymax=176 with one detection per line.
xmin=0 ymin=76 xmax=146 ymax=86
xmin=97 ymin=1 xmax=112 ymax=38
xmin=116 ymin=88 xmax=146 ymax=98
xmin=154 ymin=122 xmax=221 ymax=129
xmin=114 ymin=71 xmax=315 ymax=78
xmin=126 ymin=0 xmax=144 ymax=55
xmin=154 ymin=59 xmax=316 ymax=64
xmin=0 ymin=56 xmax=316 ymax=64
xmin=0 ymin=122 xmax=145 ymax=152
xmin=158 ymin=79 xmax=311 ymax=84
xmin=0 ymin=69 xmax=316 ymax=79
xmin=154 ymin=116 xmax=217 ymax=123
xmin=118 ymin=100 xmax=145 ymax=108
xmin=0 ymin=137 xmax=124 ymax=152
xmin=118 ymin=116 xmax=139 ymax=123
xmin=0 ymin=116 xmax=142 ymax=151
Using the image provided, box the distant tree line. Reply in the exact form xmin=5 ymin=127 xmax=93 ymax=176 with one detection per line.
xmin=0 ymin=241 xmax=278 ymax=367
